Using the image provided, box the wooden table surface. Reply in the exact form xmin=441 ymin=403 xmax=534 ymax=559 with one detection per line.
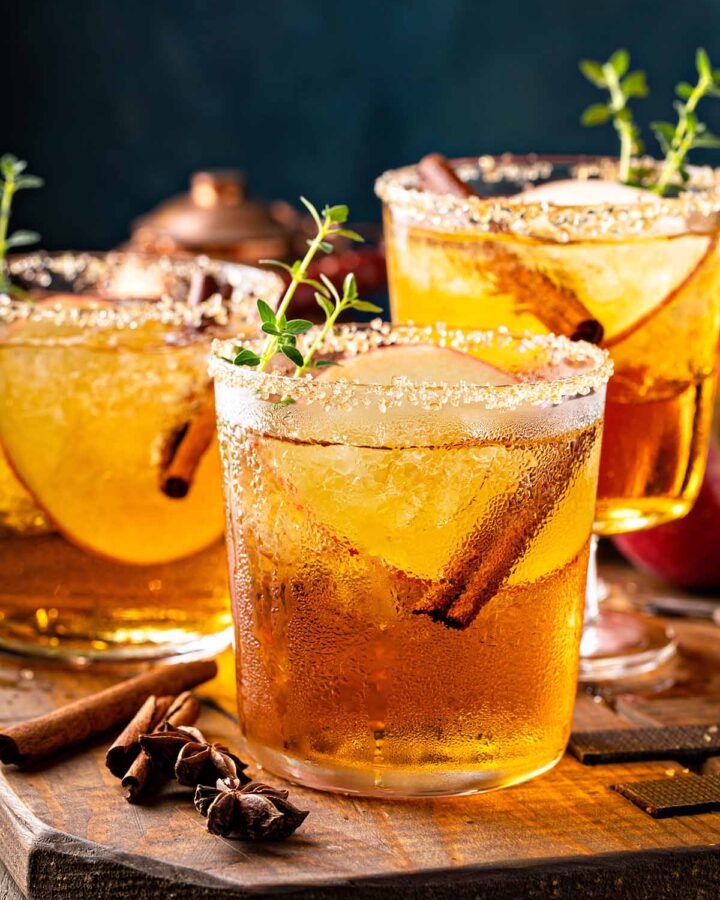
xmin=3 ymin=559 xmax=720 ymax=899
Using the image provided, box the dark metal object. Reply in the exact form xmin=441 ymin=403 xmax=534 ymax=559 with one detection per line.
xmin=612 ymin=774 xmax=720 ymax=818
xmin=130 ymin=170 xmax=291 ymax=262
xmin=569 ymin=724 xmax=720 ymax=765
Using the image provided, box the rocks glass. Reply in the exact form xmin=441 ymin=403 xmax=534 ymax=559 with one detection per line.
xmin=211 ymin=322 xmax=611 ymax=796
xmin=0 ymin=251 xmax=280 ymax=661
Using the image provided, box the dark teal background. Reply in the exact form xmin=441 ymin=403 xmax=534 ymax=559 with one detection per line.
xmin=5 ymin=0 xmax=720 ymax=247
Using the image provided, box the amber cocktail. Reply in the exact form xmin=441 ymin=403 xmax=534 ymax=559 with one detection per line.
xmin=211 ymin=323 xmax=610 ymax=796
xmin=378 ymin=155 xmax=720 ymax=679
xmin=0 ymin=252 xmax=280 ymax=661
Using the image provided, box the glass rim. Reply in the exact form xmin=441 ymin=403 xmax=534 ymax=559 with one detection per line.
xmin=0 ymin=250 xmax=282 ymax=331
xmin=374 ymin=153 xmax=720 ymax=241
xmin=210 ymin=321 xmax=613 ymax=412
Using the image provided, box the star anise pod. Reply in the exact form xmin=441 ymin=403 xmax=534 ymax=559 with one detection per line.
xmin=194 ymin=777 xmax=309 ymax=841
xmin=140 ymin=725 xmax=249 ymax=787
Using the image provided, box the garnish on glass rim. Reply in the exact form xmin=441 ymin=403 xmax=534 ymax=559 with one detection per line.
xmin=0 ymin=154 xmax=43 ymax=295
xmin=227 ymin=198 xmax=381 ymax=377
xmin=580 ymin=48 xmax=720 ymax=193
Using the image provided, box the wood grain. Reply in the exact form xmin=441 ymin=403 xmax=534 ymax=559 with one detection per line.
xmin=3 ymin=560 xmax=720 ymax=898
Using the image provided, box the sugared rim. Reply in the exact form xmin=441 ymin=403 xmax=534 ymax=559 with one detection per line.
xmin=210 ymin=321 xmax=613 ymax=411
xmin=0 ymin=251 xmax=282 ymax=329
xmin=374 ymin=154 xmax=720 ymax=241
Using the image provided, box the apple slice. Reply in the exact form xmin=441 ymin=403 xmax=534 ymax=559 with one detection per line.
xmin=509 ymin=179 xmax=713 ymax=345
xmin=514 ymin=178 xmax=654 ymax=207
xmin=317 ymin=343 xmax=514 ymax=386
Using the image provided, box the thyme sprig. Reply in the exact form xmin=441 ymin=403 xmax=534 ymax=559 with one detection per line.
xmin=579 ymin=48 xmax=720 ymax=194
xmin=229 ymin=198 xmax=381 ymax=377
xmin=652 ymin=49 xmax=720 ymax=194
xmin=0 ymin=154 xmax=43 ymax=294
xmin=579 ymin=50 xmax=647 ymax=184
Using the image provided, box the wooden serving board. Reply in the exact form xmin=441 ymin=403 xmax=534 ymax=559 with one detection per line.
xmin=3 ymin=561 xmax=720 ymax=899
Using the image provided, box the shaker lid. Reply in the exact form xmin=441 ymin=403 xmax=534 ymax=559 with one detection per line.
xmin=131 ymin=170 xmax=289 ymax=249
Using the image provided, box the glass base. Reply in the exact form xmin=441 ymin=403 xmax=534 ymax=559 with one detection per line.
xmin=578 ymin=607 xmax=677 ymax=682
xmin=0 ymin=623 xmax=233 ymax=664
xmin=245 ymin=739 xmax=565 ymax=798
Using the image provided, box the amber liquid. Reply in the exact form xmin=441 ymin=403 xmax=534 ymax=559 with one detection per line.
xmin=596 ymin=375 xmax=715 ymax=533
xmin=385 ymin=212 xmax=720 ymax=533
xmin=220 ymin=413 xmax=602 ymax=796
xmin=0 ymin=532 xmax=230 ymax=656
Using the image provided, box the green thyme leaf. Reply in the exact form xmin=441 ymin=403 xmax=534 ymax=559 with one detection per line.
xmin=697 ymin=47 xmax=712 ymax=79
xmin=621 ymin=71 xmax=648 ymax=98
xmin=299 ymin=196 xmax=322 ymax=229
xmin=324 ymin=204 xmax=349 ymax=223
xmin=676 ymin=81 xmax=695 ymax=100
xmin=350 ymin=299 xmax=383 ymax=313
xmin=342 ymin=272 xmax=358 ymax=299
xmin=581 ymin=103 xmax=611 ymax=126
xmin=0 ymin=155 xmax=23 ymax=176
xmin=315 ymin=291 xmax=335 ymax=318
xmin=319 ymin=273 xmax=340 ymax=303
xmin=693 ymin=131 xmax=720 ymax=148
xmin=651 ymin=120 xmax=675 ymax=154
xmin=233 ymin=348 xmax=261 ymax=367
xmin=314 ymin=359 xmax=339 ymax=368
xmin=5 ymin=230 xmax=40 ymax=248
xmin=261 ymin=322 xmax=280 ymax=335
xmin=336 ymin=228 xmax=364 ymax=242
xmin=609 ymin=49 xmax=630 ymax=78
xmin=579 ymin=59 xmax=607 ymax=88
xmin=281 ymin=345 xmax=304 ymax=367
xmin=299 ymin=277 xmax=329 ymax=294
xmin=14 ymin=175 xmax=44 ymax=190
xmin=284 ymin=318 xmax=313 ymax=335
xmin=259 ymin=258 xmax=295 ymax=276
xmin=257 ymin=298 xmax=276 ymax=325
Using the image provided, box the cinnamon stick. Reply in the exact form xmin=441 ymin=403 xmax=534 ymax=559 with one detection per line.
xmin=0 ymin=658 xmax=217 ymax=767
xmin=121 ymin=691 xmax=201 ymax=803
xmin=105 ymin=694 xmax=173 ymax=778
xmin=416 ymin=153 xmax=604 ymax=345
xmin=160 ymin=397 xmax=216 ymax=499
xmin=414 ymin=427 xmax=598 ymax=629
xmin=187 ymin=271 xmax=232 ymax=311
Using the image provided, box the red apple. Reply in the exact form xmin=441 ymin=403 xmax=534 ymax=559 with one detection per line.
xmin=613 ymin=442 xmax=720 ymax=589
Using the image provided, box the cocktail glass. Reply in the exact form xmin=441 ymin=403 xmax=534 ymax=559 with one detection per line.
xmin=377 ymin=154 xmax=720 ymax=680
xmin=0 ymin=251 xmax=281 ymax=661
xmin=211 ymin=322 xmax=611 ymax=796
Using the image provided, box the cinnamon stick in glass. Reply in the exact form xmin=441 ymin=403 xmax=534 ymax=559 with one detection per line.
xmin=414 ymin=428 xmax=597 ymax=629
xmin=160 ymin=397 xmax=216 ymax=499
xmin=416 ymin=153 xmax=604 ymax=345
xmin=0 ymin=658 xmax=217 ymax=767
xmin=121 ymin=691 xmax=201 ymax=803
